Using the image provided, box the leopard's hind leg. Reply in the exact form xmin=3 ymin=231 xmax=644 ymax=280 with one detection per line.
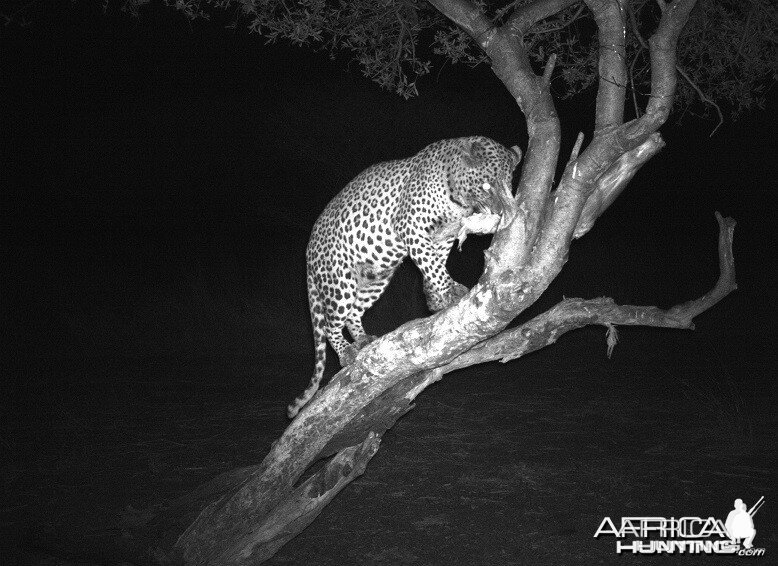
xmin=339 ymin=262 xmax=396 ymax=365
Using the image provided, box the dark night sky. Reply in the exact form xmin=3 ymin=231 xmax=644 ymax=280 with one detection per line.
xmin=0 ymin=3 xmax=776 ymax=563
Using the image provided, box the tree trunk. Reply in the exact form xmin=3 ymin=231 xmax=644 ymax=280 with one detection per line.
xmin=140 ymin=1 xmax=737 ymax=564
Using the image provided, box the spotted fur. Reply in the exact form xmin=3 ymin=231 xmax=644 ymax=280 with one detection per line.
xmin=288 ymin=136 xmax=521 ymax=418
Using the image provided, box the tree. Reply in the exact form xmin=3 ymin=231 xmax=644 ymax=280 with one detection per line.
xmin=93 ymin=1 xmax=755 ymax=564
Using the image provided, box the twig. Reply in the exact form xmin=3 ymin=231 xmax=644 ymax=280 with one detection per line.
xmin=626 ymin=0 xmax=649 ymax=118
xmin=542 ymin=53 xmax=557 ymax=84
xmin=676 ymin=64 xmax=724 ymax=136
xmin=566 ymin=131 xmax=585 ymax=168
xmin=735 ymin=1 xmax=757 ymax=62
xmin=531 ymin=3 xmax=587 ymax=35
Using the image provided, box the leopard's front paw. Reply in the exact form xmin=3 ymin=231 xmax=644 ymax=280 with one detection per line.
xmin=448 ymin=282 xmax=469 ymax=304
xmin=425 ymin=282 xmax=469 ymax=311
xmin=426 ymin=292 xmax=448 ymax=312
xmin=339 ymin=335 xmax=377 ymax=366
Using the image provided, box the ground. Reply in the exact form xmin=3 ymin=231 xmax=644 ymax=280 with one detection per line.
xmin=2 ymin=228 xmax=775 ymax=565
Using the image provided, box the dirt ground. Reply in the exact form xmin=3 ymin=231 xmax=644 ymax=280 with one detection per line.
xmin=2 ymin=200 xmax=775 ymax=566
xmin=2 ymin=303 xmax=774 ymax=564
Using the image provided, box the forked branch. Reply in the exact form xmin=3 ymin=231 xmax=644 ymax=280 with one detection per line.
xmin=629 ymin=0 xmax=699 ymax=137
xmin=540 ymin=0 xmax=699 ymax=252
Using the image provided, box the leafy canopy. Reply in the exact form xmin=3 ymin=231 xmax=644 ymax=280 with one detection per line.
xmin=6 ymin=0 xmax=776 ymax=121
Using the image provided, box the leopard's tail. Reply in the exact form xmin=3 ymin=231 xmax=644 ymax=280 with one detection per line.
xmin=287 ymin=280 xmax=327 ymax=419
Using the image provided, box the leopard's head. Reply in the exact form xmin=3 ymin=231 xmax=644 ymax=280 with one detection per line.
xmin=447 ymin=137 xmax=521 ymax=216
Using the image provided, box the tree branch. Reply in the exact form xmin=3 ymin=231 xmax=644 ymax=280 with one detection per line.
xmin=629 ymin=0 xmax=699 ymax=137
xmin=585 ymin=0 xmax=628 ymax=132
xmin=626 ymin=0 xmax=649 ymax=118
xmin=430 ymin=0 xmax=564 ymax=265
xmin=508 ymin=0 xmax=582 ymax=36
xmin=426 ymin=0 xmax=494 ymax=48
xmin=533 ymin=0 xmax=698 ymax=264
xmin=158 ymin=213 xmax=736 ymax=564
xmin=676 ymin=64 xmax=724 ymax=136
xmin=438 ymin=212 xmax=736 ymax=373
xmin=573 ymin=132 xmax=664 ymax=238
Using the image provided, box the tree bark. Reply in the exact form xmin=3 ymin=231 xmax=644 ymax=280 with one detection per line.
xmin=141 ymin=1 xmax=729 ymax=564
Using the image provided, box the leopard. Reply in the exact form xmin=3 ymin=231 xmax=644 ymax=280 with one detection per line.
xmin=288 ymin=136 xmax=521 ymax=418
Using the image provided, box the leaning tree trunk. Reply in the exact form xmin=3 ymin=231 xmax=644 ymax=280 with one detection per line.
xmin=142 ymin=0 xmax=736 ymax=563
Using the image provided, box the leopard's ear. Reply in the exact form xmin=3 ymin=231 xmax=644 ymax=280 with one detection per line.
xmin=459 ymin=139 xmax=485 ymax=169
xmin=510 ymin=145 xmax=522 ymax=167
